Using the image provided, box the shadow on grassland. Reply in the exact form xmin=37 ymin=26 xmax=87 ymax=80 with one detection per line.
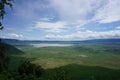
xmin=43 ymin=64 xmax=120 ymax=80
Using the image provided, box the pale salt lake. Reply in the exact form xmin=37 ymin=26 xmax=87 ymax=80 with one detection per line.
xmin=30 ymin=43 xmax=74 ymax=48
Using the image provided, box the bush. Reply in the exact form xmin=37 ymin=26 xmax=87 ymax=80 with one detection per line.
xmin=18 ymin=61 xmax=44 ymax=78
xmin=53 ymin=68 xmax=68 ymax=80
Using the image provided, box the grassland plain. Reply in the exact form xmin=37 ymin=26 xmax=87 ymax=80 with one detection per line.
xmin=10 ymin=43 xmax=120 ymax=80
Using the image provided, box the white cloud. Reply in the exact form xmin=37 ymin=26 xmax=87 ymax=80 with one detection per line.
xmin=50 ymin=0 xmax=103 ymax=21
xmin=35 ymin=21 xmax=66 ymax=29
xmin=46 ymin=28 xmax=67 ymax=33
xmin=50 ymin=0 xmax=120 ymax=24
xmin=32 ymin=21 xmax=68 ymax=33
xmin=39 ymin=17 xmax=53 ymax=22
xmin=93 ymin=0 xmax=120 ymax=23
xmin=2 ymin=33 xmax=24 ymax=39
xmin=31 ymin=19 xmax=90 ymax=33
xmin=116 ymin=26 xmax=120 ymax=29
xmin=44 ymin=30 xmax=120 ymax=40
xmin=30 ymin=18 xmax=90 ymax=33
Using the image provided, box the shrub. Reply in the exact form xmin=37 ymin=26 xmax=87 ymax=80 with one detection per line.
xmin=18 ymin=61 xmax=44 ymax=77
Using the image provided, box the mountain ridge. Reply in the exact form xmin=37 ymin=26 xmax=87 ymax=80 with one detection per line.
xmin=1 ymin=38 xmax=120 ymax=45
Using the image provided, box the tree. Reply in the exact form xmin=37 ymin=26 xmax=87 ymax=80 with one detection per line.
xmin=0 ymin=0 xmax=14 ymax=30
xmin=18 ymin=61 xmax=44 ymax=78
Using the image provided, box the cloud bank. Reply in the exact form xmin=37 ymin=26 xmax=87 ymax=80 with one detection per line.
xmin=45 ymin=30 xmax=120 ymax=40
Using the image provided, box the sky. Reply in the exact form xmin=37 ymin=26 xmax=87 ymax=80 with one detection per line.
xmin=1 ymin=0 xmax=120 ymax=40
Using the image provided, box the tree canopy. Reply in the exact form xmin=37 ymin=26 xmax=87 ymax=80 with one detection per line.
xmin=0 ymin=0 xmax=14 ymax=30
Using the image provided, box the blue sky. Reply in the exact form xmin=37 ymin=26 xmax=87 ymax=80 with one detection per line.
xmin=1 ymin=0 xmax=120 ymax=40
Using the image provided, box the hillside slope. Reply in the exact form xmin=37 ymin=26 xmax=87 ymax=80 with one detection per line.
xmin=0 ymin=42 xmax=23 ymax=55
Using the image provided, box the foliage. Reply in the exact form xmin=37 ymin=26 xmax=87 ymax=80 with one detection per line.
xmin=0 ymin=60 xmax=44 ymax=80
xmin=0 ymin=70 xmax=41 ymax=80
xmin=18 ymin=61 xmax=44 ymax=78
xmin=53 ymin=68 xmax=68 ymax=80
xmin=0 ymin=42 xmax=10 ymax=72
xmin=0 ymin=0 xmax=14 ymax=30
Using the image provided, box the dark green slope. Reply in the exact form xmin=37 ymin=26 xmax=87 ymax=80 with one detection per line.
xmin=0 ymin=42 xmax=23 ymax=55
xmin=0 ymin=42 xmax=24 ymax=70
xmin=44 ymin=64 xmax=120 ymax=80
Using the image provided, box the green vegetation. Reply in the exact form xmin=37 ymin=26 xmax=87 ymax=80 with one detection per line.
xmin=9 ymin=43 xmax=120 ymax=80
xmin=0 ymin=42 xmax=9 ymax=72
xmin=0 ymin=43 xmax=44 ymax=80
xmin=17 ymin=43 xmax=120 ymax=69
xmin=0 ymin=42 xmax=120 ymax=80
xmin=0 ymin=0 xmax=13 ymax=30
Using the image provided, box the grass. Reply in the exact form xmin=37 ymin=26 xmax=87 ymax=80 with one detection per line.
xmin=9 ymin=43 xmax=120 ymax=80
xmin=15 ymin=43 xmax=120 ymax=69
